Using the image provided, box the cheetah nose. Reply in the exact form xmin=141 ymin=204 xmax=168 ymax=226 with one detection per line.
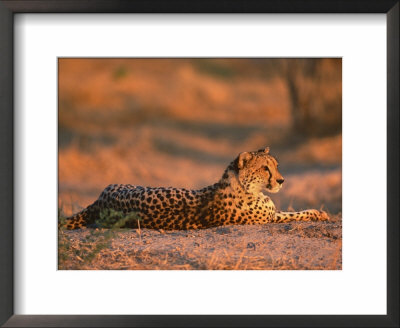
xmin=277 ymin=179 xmax=284 ymax=185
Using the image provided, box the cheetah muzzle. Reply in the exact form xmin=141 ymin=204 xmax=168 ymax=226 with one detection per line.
xmin=62 ymin=147 xmax=329 ymax=230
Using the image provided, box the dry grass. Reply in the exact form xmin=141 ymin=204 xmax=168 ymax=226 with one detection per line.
xmin=58 ymin=215 xmax=342 ymax=270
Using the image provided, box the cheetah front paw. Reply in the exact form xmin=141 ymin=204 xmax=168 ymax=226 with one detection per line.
xmin=309 ymin=209 xmax=330 ymax=221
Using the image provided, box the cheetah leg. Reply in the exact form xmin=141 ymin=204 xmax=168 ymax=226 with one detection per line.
xmin=61 ymin=201 xmax=100 ymax=230
xmin=274 ymin=209 xmax=329 ymax=223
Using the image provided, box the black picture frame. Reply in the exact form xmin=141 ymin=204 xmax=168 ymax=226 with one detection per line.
xmin=0 ymin=1 xmax=398 ymax=327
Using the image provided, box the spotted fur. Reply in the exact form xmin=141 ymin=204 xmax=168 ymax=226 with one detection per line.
xmin=63 ymin=147 xmax=329 ymax=230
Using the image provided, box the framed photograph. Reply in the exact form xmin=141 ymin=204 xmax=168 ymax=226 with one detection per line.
xmin=57 ymin=57 xmax=342 ymax=272
xmin=0 ymin=1 xmax=398 ymax=327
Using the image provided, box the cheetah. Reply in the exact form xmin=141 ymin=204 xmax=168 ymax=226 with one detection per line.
xmin=62 ymin=147 xmax=329 ymax=230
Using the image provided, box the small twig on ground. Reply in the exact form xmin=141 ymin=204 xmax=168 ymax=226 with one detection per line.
xmin=137 ymin=219 xmax=142 ymax=242
xmin=234 ymin=249 xmax=246 ymax=270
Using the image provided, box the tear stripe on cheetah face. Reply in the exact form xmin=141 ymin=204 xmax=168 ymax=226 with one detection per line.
xmin=62 ymin=147 xmax=329 ymax=230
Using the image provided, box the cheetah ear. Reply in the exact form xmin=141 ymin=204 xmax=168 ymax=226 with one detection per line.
xmin=263 ymin=147 xmax=270 ymax=154
xmin=237 ymin=152 xmax=253 ymax=169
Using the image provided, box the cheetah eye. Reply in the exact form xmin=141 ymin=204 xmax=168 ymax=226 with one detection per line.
xmin=263 ymin=166 xmax=270 ymax=171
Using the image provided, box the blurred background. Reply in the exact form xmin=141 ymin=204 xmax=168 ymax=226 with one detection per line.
xmin=58 ymin=58 xmax=342 ymax=216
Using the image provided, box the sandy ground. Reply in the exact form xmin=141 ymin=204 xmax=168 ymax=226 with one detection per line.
xmin=58 ymin=215 xmax=341 ymax=270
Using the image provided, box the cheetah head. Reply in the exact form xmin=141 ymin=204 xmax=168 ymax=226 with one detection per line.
xmin=236 ymin=147 xmax=284 ymax=194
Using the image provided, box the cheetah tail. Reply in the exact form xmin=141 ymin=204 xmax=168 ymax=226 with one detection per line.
xmin=61 ymin=202 xmax=100 ymax=230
